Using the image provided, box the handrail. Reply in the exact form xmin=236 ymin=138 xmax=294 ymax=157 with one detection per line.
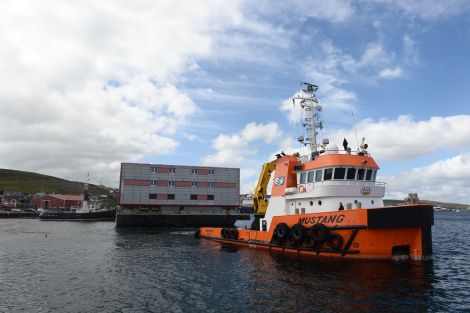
xmin=302 ymin=180 xmax=386 ymax=187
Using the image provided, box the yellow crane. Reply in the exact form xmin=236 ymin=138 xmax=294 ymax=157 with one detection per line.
xmin=252 ymin=162 xmax=276 ymax=216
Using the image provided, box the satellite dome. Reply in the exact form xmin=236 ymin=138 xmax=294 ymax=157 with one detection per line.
xmin=324 ymin=142 xmax=339 ymax=154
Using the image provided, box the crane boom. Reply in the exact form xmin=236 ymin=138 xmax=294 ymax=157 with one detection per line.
xmin=252 ymin=162 xmax=276 ymax=215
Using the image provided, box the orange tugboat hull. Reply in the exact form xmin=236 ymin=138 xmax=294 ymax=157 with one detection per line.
xmin=199 ymin=205 xmax=433 ymax=261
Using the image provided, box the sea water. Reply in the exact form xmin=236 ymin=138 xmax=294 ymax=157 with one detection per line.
xmin=0 ymin=211 xmax=469 ymax=312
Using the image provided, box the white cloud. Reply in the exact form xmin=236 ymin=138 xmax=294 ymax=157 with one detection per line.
xmin=403 ymin=35 xmax=420 ymax=65
xmin=371 ymin=0 xmax=470 ymax=20
xmin=328 ymin=115 xmax=470 ymax=161
xmin=379 ymin=67 xmax=403 ymax=79
xmin=202 ymin=122 xmax=282 ymax=166
xmin=383 ymin=154 xmax=470 ymax=203
xmin=0 ymin=0 xmax=244 ymax=185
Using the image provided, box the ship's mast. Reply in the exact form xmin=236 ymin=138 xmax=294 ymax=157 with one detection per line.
xmin=293 ymin=82 xmax=322 ymax=153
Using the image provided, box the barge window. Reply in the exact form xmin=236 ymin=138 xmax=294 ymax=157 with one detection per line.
xmin=191 ymin=181 xmax=198 ymax=187
xmin=149 ymin=194 xmax=157 ymax=200
xmin=307 ymin=171 xmax=315 ymax=183
xmin=168 ymin=181 xmax=175 ymax=187
xmin=150 ymin=180 xmax=157 ymax=186
xmin=300 ymin=172 xmax=306 ymax=184
xmin=191 ymin=169 xmax=198 ymax=174
xmin=208 ymin=182 xmax=214 ymax=188
xmin=357 ymin=168 xmax=365 ymax=180
xmin=346 ymin=168 xmax=356 ymax=180
xmin=315 ymin=170 xmax=323 ymax=182
xmin=208 ymin=195 xmax=214 ymax=200
xmin=366 ymin=169 xmax=373 ymax=181
xmin=190 ymin=194 xmax=197 ymax=200
xmin=208 ymin=169 xmax=215 ymax=174
xmin=168 ymin=194 xmax=175 ymax=200
xmin=169 ymin=168 xmax=176 ymax=173
xmin=334 ymin=168 xmax=346 ymax=180
xmin=324 ymin=168 xmax=333 ymax=180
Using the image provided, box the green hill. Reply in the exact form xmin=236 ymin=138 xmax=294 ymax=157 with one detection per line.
xmin=0 ymin=168 xmax=112 ymax=196
xmin=384 ymin=199 xmax=469 ymax=209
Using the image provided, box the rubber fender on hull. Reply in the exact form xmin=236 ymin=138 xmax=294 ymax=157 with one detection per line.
xmin=287 ymin=223 xmax=306 ymax=247
xmin=221 ymin=228 xmax=229 ymax=239
xmin=272 ymin=223 xmax=289 ymax=245
xmin=230 ymin=228 xmax=238 ymax=240
xmin=326 ymin=233 xmax=343 ymax=250
xmin=194 ymin=229 xmax=201 ymax=238
xmin=310 ymin=223 xmax=330 ymax=242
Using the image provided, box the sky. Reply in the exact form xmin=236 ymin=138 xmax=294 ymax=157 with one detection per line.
xmin=1 ymin=0 xmax=470 ymax=203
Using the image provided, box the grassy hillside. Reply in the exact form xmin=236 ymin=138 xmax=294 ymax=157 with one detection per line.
xmin=0 ymin=168 xmax=111 ymax=196
xmin=384 ymin=199 xmax=469 ymax=209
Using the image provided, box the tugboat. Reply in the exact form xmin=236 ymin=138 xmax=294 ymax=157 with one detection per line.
xmin=198 ymin=82 xmax=434 ymax=261
xmin=39 ymin=184 xmax=116 ymax=221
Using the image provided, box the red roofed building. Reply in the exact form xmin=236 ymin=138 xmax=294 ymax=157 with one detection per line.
xmin=31 ymin=194 xmax=83 ymax=210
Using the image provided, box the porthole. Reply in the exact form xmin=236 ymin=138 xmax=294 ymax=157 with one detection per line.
xmin=310 ymin=201 xmax=313 ymax=206
xmin=318 ymin=200 xmax=322 ymax=206
xmin=354 ymin=200 xmax=358 ymax=204
xmin=291 ymin=202 xmax=294 ymax=206
xmin=371 ymin=200 xmax=374 ymax=205
xmin=298 ymin=202 xmax=301 ymax=206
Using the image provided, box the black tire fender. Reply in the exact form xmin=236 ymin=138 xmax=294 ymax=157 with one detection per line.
xmin=287 ymin=223 xmax=306 ymax=247
xmin=327 ymin=233 xmax=343 ymax=250
xmin=271 ymin=223 xmax=289 ymax=244
xmin=230 ymin=228 xmax=238 ymax=240
xmin=310 ymin=223 xmax=330 ymax=242
xmin=221 ymin=228 xmax=229 ymax=239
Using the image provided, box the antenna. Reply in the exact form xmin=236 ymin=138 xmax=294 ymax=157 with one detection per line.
xmin=293 ymin=82 xmax=322 ymax=153
xmin=351 ymin=107 xmax=359 ymax=150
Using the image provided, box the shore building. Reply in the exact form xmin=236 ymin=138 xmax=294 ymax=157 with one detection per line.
xmin=117 ymin=163 xmax=240 ymax=227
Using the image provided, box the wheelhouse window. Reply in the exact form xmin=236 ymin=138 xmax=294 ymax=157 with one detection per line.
xmin=307 ymin=171 xmax=315 ymax=183
xmin=334 ymin=168 xmax=346 ymax=180
xmin=208 ymin=169 xmax=215 ymax=174
xmin=372 ymin=170 xmax=377 ymax=181
xmin=300 ymin=172 xmax=306 ymax=184
xmin=208 ymin=195 xmax=214 ymax=200
xmin=365 ymin=169 xmax=373 ymax=181
xmin=167 ymin=194 xmax=175 ymax=200
xmin=149 ymin=194 xmax=157 ymax=200
xmin=169 ymin=168 xmax=176 ymax=173
xmin=191 ymin=169 xmax=198 ymax=174
xmin=315 ymin=169 xmax=323 ymax=182
xmin=357 ymin=168 xmax=365 ymax=180
xmin=346 ymin=168 xmax=356 ymax=180
xmin=324 ymin=168 xmax=333 ymax=181
xmin=190 ymin=194 xmax=197 ymax=200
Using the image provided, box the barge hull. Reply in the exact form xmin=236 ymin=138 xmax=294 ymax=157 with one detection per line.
xmin=116 ymin=214 xmax=238 ymax=228
xmin=39 ymin=210 xmax=116 ymax=221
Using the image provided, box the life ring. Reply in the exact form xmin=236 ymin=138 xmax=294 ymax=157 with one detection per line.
xmin=272 ymin=223 xmax=289 ymax=245
xmin=287 ymin=223 xmax=306 ymax=247
xmin=299 ymin=185 xmax=306 ymax=193
xmin=310 ymin=223 xmax=330 ymax=242
xmin=326 ymin=233 xmax=343 ymax=250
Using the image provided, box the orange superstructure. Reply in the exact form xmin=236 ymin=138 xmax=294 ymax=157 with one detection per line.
xmin=197 ymin=82 xmax=434 ymax=261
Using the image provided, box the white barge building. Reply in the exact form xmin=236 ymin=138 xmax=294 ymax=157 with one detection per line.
xmin=116 ymin=163 xmax=240 ymax=227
